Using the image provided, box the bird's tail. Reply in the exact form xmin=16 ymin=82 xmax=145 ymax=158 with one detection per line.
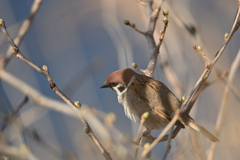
xmin=180 ymin=113 xmax=219 ymax=142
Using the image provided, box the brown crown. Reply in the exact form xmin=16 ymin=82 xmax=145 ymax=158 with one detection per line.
xmin=105 ymin=68 xmax=137 ymax=87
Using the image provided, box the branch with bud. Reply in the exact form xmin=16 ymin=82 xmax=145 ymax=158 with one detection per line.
xmin=0 ymin=19 xmax=112 ymax=160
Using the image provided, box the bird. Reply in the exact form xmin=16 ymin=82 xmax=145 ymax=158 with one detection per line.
xmin=100 ymin=68 xmax=218 ymax=142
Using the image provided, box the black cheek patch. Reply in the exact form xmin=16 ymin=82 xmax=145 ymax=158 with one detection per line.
xmin=118 ymin=86 xmax=125 ymax=92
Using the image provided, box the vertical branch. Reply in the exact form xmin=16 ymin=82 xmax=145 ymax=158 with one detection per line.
xmin=162 ymin=125 xmax=174 ymax=160
xmin=207 ymin=48 xmax=240 ymax=160
xmin=145 ymin=0 xmax=165 ymax=77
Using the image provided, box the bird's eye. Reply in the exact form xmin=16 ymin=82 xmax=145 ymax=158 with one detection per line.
xmin=118 ymin=86 xmax=125 ymax=92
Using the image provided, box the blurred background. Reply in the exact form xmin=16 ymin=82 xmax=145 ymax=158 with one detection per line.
xmin=0 ymin=0 xmax=239 ymax=159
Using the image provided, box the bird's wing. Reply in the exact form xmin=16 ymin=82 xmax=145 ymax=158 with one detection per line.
xmin=134 ymin=74 xmax=185 ymax=128
xmin=133 ymin=75 xmax=173 ymax=121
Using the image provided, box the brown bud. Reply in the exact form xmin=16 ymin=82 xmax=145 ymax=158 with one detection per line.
xmin=193 ymin=45 xmax=197 ymax=50
xmin=84 ymin=127 xmax=90 ymax=134
xmin=205 ymin=62 xmax=210 ymax=69
xmin=132 ymin=23 xmax=135 ymax=28
xmin=50 ymin=81 xmax=56 ymax=89
xmin=12 ymin=47 xmax=19 ymax=55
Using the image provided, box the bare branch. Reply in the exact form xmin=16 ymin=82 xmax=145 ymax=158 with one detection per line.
xmin=124 ymin=20 xmax=146 ymax=36
xmin=182 ymin=4 xmax=240 ymax=114
xmin=0 ymin=20 xmax=112 ymax=160
xmin=162 ymin=125 xmax=174 ymax=160
xmin=0 ymin=144 xmax=39 ymax=160
xmin=0 ymin=0 xmax=42 ymax=69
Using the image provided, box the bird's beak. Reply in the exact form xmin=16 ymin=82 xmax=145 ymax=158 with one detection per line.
xmin=100 ymin=82 xmax=110 ymax=88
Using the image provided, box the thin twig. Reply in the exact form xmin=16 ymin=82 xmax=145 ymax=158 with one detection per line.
xmin=204 ymin=70 xmax=228 ymax=89
xmin=124 ymin=20 xmax=146 ymax=36
xmin=141 ymin=109 xmax=180 ymax=158
xmin=162 ymin=125 xmax=174 ymax=160
xmin=11 ymin=94 xmax=29 ymax=118
xmin=0 ymin=20 xmax=112 ymax=160
xmin=134 ymin=112 xmax=149 ymax=159
xmin=156 ymin=18 xmax=168 ymax=52
xmin=24 ymin=128 xmax=64 ymax=159
xmin=188 ymin=129 xmax=205 ymax=160
xmin=193 ymin=45 xmax=211 ymax=63
xmin=0 ymin=0 xmax=42 ymax=69
xmin=1 ymin=94 xmax=29 ymax=131
xmin=0 ymin=144 xmax=39 ymax=160
xmin=160 ymin=43 xmax=183 ymax=98
xmin=207 ymin=48 xmax=240 ymax=160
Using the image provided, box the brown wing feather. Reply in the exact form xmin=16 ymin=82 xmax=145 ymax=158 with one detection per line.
xmin=134 ymin=74 xmax=184 ymax=128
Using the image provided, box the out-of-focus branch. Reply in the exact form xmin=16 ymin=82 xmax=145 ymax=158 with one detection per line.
xmin=207 ymin=48 xmax=240 ymax=160
xmin=162 ymin=125 xmax=174 ymax=160
xmin=0 ymin=144 xmax=39 ymax=160
xmin=0 ymin=0 xmax=42 ymax=69
xmin=0 ymin=70 xmax=79 ymax=118
xmin=160 ymin=43 xmax=183 ymax=97
xmin=1 ymin=94 xmax=29 ymax=131
xmin=0 ymin=20 xmax=112 ymax=160
xmin=188 ymin=129 xmax=205 ymax=160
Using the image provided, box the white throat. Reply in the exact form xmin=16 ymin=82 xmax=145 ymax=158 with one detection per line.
xmin=112 ymin=75 xmax=135 ymax=104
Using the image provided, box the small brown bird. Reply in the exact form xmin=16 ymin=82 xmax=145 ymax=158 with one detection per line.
xmin=101 ymin=68 xmax=218 ymax=142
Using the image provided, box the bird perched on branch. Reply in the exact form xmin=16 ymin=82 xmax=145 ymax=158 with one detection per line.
xmin=101 ymin=68 xmax=218 ymax=142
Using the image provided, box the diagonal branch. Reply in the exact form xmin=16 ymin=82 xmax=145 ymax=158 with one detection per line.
xmin=0 ymin=0 xmax=42 ymax=69
xmin=0 ymin=19 xmax=112 ymax=160
xmin=182 ymin=4 xmax=240 ymax=114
